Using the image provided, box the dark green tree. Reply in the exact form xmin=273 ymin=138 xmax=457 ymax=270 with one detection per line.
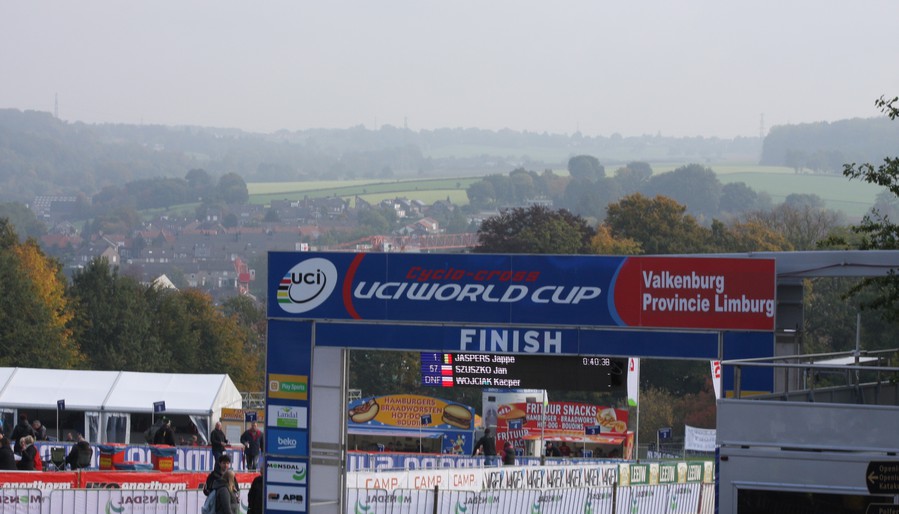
xmin=474 ymin=205 xmax=595 ymax=254
xmin=642 ymin=164 xmax=722 ymax=221
xmin=217 ymin=173 xmax=249 ymax=204
xmin=567 ymin=155 xmax=604 ymax=182
xmin=68 ymin=258 xmax=162 ymax=371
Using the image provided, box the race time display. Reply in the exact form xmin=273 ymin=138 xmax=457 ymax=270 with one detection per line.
xmin=421 ymin=353 xmax=625 ymax=390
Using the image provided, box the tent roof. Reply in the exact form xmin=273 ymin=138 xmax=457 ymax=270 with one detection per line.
xmin=0 ymin=368 xmax=242 ymax=416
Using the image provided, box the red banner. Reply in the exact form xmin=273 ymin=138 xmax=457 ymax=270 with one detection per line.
xmin=613 ymin=257 xmax=776 ymax=330
xmin=494 ymin=401 xmax=629 ymax=454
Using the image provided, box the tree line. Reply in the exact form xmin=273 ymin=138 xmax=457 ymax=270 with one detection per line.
xmin=0 ymin=219 xmax=264 ymax=391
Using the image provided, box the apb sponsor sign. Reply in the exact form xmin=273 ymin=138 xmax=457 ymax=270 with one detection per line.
xmin=269 ymin=253 xmax=775 ymax=331
xmin=266 ymin=485 xmax=307 ymax=512
xmin=267 ymin=460 xmax=308 ymax=485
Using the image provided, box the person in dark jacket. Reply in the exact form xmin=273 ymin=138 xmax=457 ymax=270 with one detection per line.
xmin=31 ymin=420 xmax=48 ymax=441
xmin=204 ymin=454 xmax=231 ymax=496
xmin=210 ymin=421 xmax=229 ymax=470
xmin=502 ymin=441 xmax=516 ymax=466
xmin=10 ymin=414 xmax=35 ymax=454
xmin=65 ymin=434 xmax=92 ymax=469
xmin=153 ymin=418 xmax=176 ymax=446
xmin=240 ymin=422 xmax=264 ymax=471
xmin=472 ymin=428 xmax=497 ymax=466
xmin=0 ymin=435 xmax=16 ymax=470
xmin=18 ymin=436 xmax=40 ymax=471
xmin=213 ymin=469 xmax=240 ymax=514
xmin=247 ymin=472 xmax=263 ymax=514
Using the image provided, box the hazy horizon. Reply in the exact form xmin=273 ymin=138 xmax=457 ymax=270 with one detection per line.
xmin=2 ymin=1 xmax=897 ymax=139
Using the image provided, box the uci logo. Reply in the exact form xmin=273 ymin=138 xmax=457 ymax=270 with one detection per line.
xmin=278 ymin=258 xmax=338 ymax=313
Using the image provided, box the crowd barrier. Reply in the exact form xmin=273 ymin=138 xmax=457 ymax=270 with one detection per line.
xmin=348 ymin=461 xmax=715 ymax=514
xmin=34 ymin=443 xmax=246 ymax=473
xmin=0 ymin=472 xmax=257 ymax=514
xmin=347 ymin=451 xmax=610 ymax=471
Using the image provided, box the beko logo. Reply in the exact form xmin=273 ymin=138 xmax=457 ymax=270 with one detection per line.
xmin=277 ymin=258 xmax=338 ymax=313
xmin=277 ymin=436 xmax=298 ymax=451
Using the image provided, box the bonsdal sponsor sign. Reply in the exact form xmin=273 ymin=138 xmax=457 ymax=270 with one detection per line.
xmin=269 ymin=253 xmax=775 ymax=331
xmin=267 ymin=460 xmax=308 ymax=485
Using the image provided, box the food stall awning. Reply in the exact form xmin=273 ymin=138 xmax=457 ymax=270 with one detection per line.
xmin=348 ymin=428 xmax=444 ymax=439
xmin=522 ymin=433 xmax=628 ymax=444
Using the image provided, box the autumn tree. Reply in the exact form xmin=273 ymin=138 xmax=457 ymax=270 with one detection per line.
xmin=474 ymin=205 xmax=595 ymax=254
xmin=604 ymin=194 xmax=712 ymax=254
xmin=589 ymin=225 xmax=643 ymax=255
xmin=0 ymin=219 xmax=82 ymax=368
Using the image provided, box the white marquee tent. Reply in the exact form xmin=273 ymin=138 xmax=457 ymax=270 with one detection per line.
xmin=0 ymin=368 xmax=242 ymax=444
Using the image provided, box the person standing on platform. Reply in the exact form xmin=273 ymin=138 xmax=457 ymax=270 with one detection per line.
xmin=11 ymin=414 xmax=34 ymax=454
xmin=210 ymin=421 xmax=229 ymax=470
xmin=154 ymin=418 xmax=176 ymax=446
xmin=240 ymin=422 xmax=264 ymax=471
xmin=472 ymin=428 xmax=498 ymax=466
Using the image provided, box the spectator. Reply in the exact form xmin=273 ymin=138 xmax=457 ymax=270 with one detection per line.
xmin=18 ymin=436 xmax=41 ymax=471
xmin=213 ymin=469 xmax=240 ymax=514
xmin=471 ymin=428 xmax=498 ymax=466
xmin=65 ymin=434 xmax=92 ymax=469
xmin=11 ymin=414 xmax=35 ymax=454
xmin=501 ymin=441 xmax=516 ymax=466
xmin=545 ymin=441 xmax=561 ymax=457
xmin=0 ymin=434 xmax=16 ymax=470
xmin=204 ymin=454 xmax=231 ymax=496
xmin=210 ymin=421 xmax=229 ymax=470
xmin=153 ymin=418 xmax=176 ymax=446
xmin=65 ymin=432 xmax=74 ymax=442
xmin=558 ymin=441 xmax=571 ymax=457
xmin=247 ymin=471 xmax=264 ymax=514
xmin=32 ymin=420 xmax=48 ymax=441
xmin=240 ymin=422 xmax=264 ymax=471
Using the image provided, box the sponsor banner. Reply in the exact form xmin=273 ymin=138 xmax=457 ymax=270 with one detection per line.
xmin=711 ymin=360 xmax=722 ymax=399
xmin=267 ymin=428 xmax=308 ymax=456
xmin=78 ymin=470 xmax=257 ymax=490
xmin=221 ymin=407 xmax=266 ymax=423
xmin=0 ymin=488 xmax=46 ymax=514
xmin=347 ymin=394 xmax=474 ymax=430
xmin=266 ymin=484 xmax=307 ymax=512
xmin=347 ymin=488 xmax=433 ymax=514
xmin=268 ymin=373 xmax=309 ymax=401
xmin=267 ymin=459 xmax=308 ymax=485
xmin=627 ymin=358 xmax=640 ymax=407
xmin=269 ymin=252 xmax=776 ymax=331
xmin=684 ymin=425 xmax=717 ymax=452
xmin=51 ymin=489 xmax=175 ymax=514
xmin=267 ymin=404 xmax=308 ymax=429
xmin=618 ymin=484 xmax=667 ymax=513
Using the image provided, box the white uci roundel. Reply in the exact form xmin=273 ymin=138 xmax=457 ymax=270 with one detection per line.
xmin=277 ymin=258 xmax=338 ymax=314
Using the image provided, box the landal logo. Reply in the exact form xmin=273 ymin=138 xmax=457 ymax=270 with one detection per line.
xmin=278 ymin=258 xmax=338 ymax=313
xmin=277 ymin=407 xmax=300 ymax=428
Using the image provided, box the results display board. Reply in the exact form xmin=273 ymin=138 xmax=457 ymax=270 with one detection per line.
xmin=421 ymin=352 xmax=625 ymax=390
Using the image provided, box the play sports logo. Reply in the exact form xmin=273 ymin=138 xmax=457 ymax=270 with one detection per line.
xmin=278 ymin=258 xmax=338 ymax=313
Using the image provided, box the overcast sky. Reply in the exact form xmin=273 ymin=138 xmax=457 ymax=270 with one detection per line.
xmin=2 ymin=1 xmax=897 ymax=138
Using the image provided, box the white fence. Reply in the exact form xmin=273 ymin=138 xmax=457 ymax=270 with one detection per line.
xmin=0 ymin=489 xmax=239 ymax=514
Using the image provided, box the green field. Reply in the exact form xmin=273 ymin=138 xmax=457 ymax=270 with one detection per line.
xmin=246 ymin=165 xmax=885 ymax=219
xmin=248 ymin=177 xmax=480 ymax=205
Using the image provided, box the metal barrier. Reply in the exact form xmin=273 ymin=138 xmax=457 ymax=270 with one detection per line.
xmin=48 ymin=489 xmax=177 ymax=514
xmin=0 ymin=489 xmax=43 ymax=514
